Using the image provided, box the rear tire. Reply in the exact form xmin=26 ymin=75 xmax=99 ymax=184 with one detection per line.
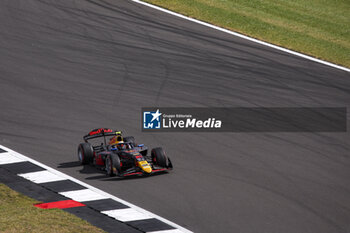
xmin=151 ymin=147 xmax=167 ymax=168
xmin=106 ymin=154 xmax=121 ymax=176
xmin=78 ymin=143 xmax=93 ymax=165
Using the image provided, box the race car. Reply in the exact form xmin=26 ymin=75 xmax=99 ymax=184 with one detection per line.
xmin=77 ymin=128 xmax=173 ymax=177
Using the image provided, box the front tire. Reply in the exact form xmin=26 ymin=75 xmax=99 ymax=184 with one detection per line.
xmin=105 ymin=154 xmax=121 ymax=177
xmin=78 ymin=143 xmax=93 ymax=165
xmin=151 ymin=147 xmax=168 ymax=168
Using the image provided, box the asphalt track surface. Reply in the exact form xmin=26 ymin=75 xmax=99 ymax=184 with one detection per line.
xmin=0 ymin=1 xmax=349 ymax=233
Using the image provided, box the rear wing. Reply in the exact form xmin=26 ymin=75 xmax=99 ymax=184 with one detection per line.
xmin=83 ymin=128 xmax=122 ymax=142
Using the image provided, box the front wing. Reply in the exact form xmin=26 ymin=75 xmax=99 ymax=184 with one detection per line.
xmin=119 ymin=159 xmax=173 ymax=177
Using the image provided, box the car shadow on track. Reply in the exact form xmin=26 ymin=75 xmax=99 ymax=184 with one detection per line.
xmin=58 ymin=161 xmax=169 ymax=181
xmin=58 ymin=161 xmax=81 ymax=168
xmin=58 ymin=161 xmax=105 ymax=177
xmin=102 ymin=171 xmax=168 ymax=182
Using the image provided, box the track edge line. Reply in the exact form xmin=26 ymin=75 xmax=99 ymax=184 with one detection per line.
xmin=131 ymin=0 xmax=350 ymax=73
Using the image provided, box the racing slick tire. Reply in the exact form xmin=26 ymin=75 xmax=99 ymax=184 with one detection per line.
xmin=78 ymin=143 xmax=93 ymax=165
xmin=124 ymin=136 xmax=136 ymax=147
xmin=106 ymin=154 xmax=121 ymax=177
xmin=151 ymin=147 xmax=168 ymax=168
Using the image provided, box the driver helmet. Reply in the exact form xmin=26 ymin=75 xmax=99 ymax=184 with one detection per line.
xmin=116 ymin=142 xmax=126 ymax=150
xmin=109 ymin=135 xmax=123 ymax=145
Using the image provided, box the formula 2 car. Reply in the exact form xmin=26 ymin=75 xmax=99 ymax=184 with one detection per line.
xmin=77 ymin=128 xmax=173 ymax=177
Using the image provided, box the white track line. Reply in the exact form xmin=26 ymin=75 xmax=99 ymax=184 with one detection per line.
xmin=0 ymin=152 xmax=27 ymax=164
xmin=131 ymin=0 xmax=350 ymax=73
xmin=148 ymin=230 xmax=185 ymax=233
xmin=0 ymin=145 xmax=192 ymax=233
xmin=18 ymin=170 xmax=67 ymax=184
xmin=60 ymin=189 xmax=109 ymax=202
xmin=102 ymin=208 xmax=153 ymax=222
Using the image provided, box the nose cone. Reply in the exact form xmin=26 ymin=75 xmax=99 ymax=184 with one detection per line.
xmin=142 ymin=166 xmax=152 ymax=173
xmin=138 ymin=161 xmax=152 ymax=173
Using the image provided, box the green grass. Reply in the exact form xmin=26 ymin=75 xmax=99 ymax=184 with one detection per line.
xmin=142 ymin=0 xmax=350 ymax=67
xmin=0 ymin=183 xmax=106 ymax=233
